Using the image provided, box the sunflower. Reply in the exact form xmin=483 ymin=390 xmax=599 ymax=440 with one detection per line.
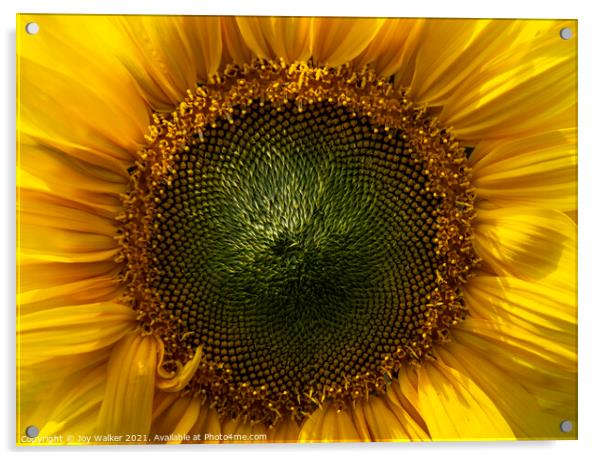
xmin=17 ymin=15 xmax=577 ymax=444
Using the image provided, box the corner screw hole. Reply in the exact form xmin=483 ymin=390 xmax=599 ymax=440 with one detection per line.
xmin=25 ymin=22 xmax=40 ymax=35
xmin=560 ymin=27 xmax=573 ymax=40
xmin=25 ymin=425 xmax=39 ymax=438
xmin=560 ymin=420 xmax=573 ymax=433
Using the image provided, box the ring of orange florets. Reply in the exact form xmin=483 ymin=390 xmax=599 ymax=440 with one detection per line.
xmin=116 ymin=59 xmax=478 ymax=427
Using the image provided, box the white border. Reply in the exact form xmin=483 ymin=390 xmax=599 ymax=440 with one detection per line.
xmin=0 ymin=0 xmax=586 ymax=17
xmin=3 ymin=1 xmax=601 ymax=459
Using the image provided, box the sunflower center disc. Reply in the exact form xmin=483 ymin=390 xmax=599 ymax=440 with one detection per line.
xmin=119 ymin=62 xmax=478 ymax=427
xmin=166 ymin=100 xmax=438 ymax=402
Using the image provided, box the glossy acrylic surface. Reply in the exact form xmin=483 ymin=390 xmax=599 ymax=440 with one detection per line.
xmin=17 ymin=15 xmax=577 ymax=445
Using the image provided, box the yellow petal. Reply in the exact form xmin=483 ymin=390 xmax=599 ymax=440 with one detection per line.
xmin=267 ymin=417 xmax=301 ymax=443
xmin=156 ymin=345 xmax=203 ymax=391
xmin=408 ymin=18 xmax=477 ymax=101
xmin=17 ymin=149 xmax=124 ymax=281
xmin=439 ymin=20 xmax=576 ymax=140
xmin=267 ymin=18 xmax=312 ymax=63
xmin=357 ymin=395 xmax=420 ymax=441
xmin=456 ymin=325 xmax=576 ymax=396
xmin=18 ymin=188 xmax=119 ymax=272
xmin=18 ymin=139 xmax=128 ymax=212
xmin=460 ymin=276 xmax=577 ymax=370
xmin=218 ymin=413 xmax=297 ymax=444
xmin=354 ymin=19 xmax=424 ymax=80
xmin=40 ymin=365 xmax=106 ymax=438
xmin=20 ymin=219 xmax=118 ymax=264
xmin=310 ymin=18 xmax=385 ymax=67
xmin=19 ymin=74 xmax=142 ymax=174
xmin=98 ymin=333 xmax=159 ymax=436
xmin=235 ymin=17 xmax=274 ymax=60
xmin=299 ymin=404 xmax=369 ymax=442
xmin=566 ymin=210 xmax=578 ymax=223
xmin=437 ymin=341 xmax=576 ymax=439
xmin=220 ymin=17 xmax=255 ymax=65
xmin=18 ymin=349 xmax=110 ymax=434
xmin=152 ymin=397 xmax=191 ymax=436
xmin=470 ymin=129 xmax=576 ymax=211
xmin=18 ymin=302 xmax=137 ymax=366
xmin=220 ymin=417 xmax=270 ymax=443
xmin=115 ymin=17 xmax=195 ymax=110
xmin=151 ymin=397 xmax=202 ymax=444
xmin=236 ymin=17 xmax=311 ymax=63
xmin=187 ymin=405 xmax=222 ymax=444
xmin=19 ymin=362 xmax=108 ymax=445
xmin=406 ymin=19 xmax=485 ymax=104
xmin=116 ymin=16 xmax=222 ymax=110
xmin=384 ymin=384 xmax=430 ymax=440
xmin=408 ymin=360 xmax=515 ymax=440
xmin=474 ymin=207 xmax=577 ymax=290
xmin=151 ymin=391 xmax=180 ymax=422
xmin=19 ymin=260 xmax=119 ymax=293
xmin=18 ymin=189 xmax=119 ymax=236
xmin=183 ymin=17 xmax=223 ymax=80
xmin=18 ymin=15 xmax=149 ymax=167
xmin=19 ymin=275 xmax=123 ymax=314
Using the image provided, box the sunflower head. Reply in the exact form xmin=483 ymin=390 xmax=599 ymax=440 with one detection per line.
xmin=116 ymin=60 xmax=478 ymax=426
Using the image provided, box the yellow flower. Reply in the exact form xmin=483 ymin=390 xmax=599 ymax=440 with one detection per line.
xmin=17 ymin=15 xmax=577 ymax=444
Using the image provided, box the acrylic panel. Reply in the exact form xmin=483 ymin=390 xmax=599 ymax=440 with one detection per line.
xmin=16 ymin=15 xmax=578 ymax=445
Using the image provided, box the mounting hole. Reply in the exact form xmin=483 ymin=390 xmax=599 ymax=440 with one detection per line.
xmin=560 ymin=27 xmax=573 ymax=40
xmin=560 ymin=420 xmax=573 ymax=433
xmin=25 ymin=425 xmax=39 ymax=438
xmin=25 ymin=22 xmax=40 ymax=35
